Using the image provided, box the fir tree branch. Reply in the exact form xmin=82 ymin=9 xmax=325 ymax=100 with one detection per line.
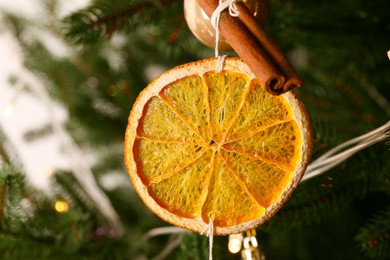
xmin=61 ymin=0 xmax=165 ymax=44
xmin=0 ymin=229 xmax=54 ymax=245
xmin=0 ymin=164 xmax=26 ymax=234
xmin=53 ymin=171 xmax=99 ymax=217
xmin=88 ymin=2 xmax=154 ymax=37
xmin=0 ymin=126 xmax=23 ymax=169
xmin=355 ymin=207 xmax=390 ymax=258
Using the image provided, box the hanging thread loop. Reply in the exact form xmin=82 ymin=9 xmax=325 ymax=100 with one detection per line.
xmin=201 ymin=220 xmax=214 ymax=260
xmin=302 ymin=121 xmax=390 ymax=181
xmin=210 ymin=0 xmax=241 ymax=57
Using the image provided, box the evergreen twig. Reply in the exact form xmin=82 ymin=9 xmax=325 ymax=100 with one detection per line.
xmin=356 ymin=207 xmax=390 ymax=258
xmin=61 ymin=0 xmax=162 ymax=44
xmin=1 ymin=0 xmax=389 ymax=258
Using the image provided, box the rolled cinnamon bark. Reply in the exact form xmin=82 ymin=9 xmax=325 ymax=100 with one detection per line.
xmin=236 ymin=2 xmax=302 ymax=94
xmin=196 ymin=0 xmax=284 ymax=92
xmin=195 ymin=0 xmax=302 ymax=95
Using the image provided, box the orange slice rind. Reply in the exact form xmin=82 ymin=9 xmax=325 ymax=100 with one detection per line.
xmin=124 ymin=57 xmax=312 ymax=235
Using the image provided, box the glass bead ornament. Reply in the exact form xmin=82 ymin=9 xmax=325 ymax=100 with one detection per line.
xmin=241 ymin=245 xmax=265 ymax=260
xmin=229 ymin=233 xmax=244 ymax=253
xmin=228 ymin=230 xmax=266 ymax=259
xmin=241 ymin=230 xmax=266 ymax=260
xmin=184 ymin=0 xmax=269 ymax=51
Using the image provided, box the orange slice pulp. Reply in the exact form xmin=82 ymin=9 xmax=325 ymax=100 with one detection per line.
xmin=124 ymin=57 xmax=312 ymax=235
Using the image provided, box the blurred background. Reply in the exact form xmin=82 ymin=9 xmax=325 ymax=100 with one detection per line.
xmin=0 ymin=0 xmax=389 ymax=259
xmin=0 ymin=0 xmax=91 ymax=188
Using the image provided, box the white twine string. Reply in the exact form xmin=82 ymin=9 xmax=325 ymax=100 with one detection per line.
xmin=302 ymin=120 xmax=390 ymax=182
xmin=210 ymin=0 xmax=240 ymax=58
xmin=143 ymin=226 xmax=187 ymax=260
xmin=216 ymin=55 xmax=227 ymax=73
xmin=142 ymin=14 xmax=390 ymax=260
xmin=142 ymin=121 xmax=390 ymax=257
xmin=201 ymin=220 xmax=214 ymax=260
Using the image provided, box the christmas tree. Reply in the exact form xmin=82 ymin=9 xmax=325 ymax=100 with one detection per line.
xmin=1 ymin=0 xmax=390 ymax=259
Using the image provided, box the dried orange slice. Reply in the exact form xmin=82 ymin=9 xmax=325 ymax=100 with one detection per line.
xmin=124 ymin=57 xmax=312 ymax=235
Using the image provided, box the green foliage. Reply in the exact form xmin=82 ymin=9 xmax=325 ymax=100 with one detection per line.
xmin=62 ymin=0 xmax=207 ymax=59
xmin=0 ymin=127 xmax=22 ymax=169
xmin=175 ymin=232 xmax=234 ymax=260
xmin=175 ymin=232 xmax=209 ymax=260
xmin=0 ymin=163 xmax=131 ymax=258
xmin=356 ymin=207 xmax=390 ymax=258
xmin=1 ymin=0 xmax=390 ymax=258
xmin=62 ymin=0 xmax=161 ymax=44
xmin=0 ymin=165 xmax=25 ymax=231
xmin=53 ymin=171 xmax=98 ymax=215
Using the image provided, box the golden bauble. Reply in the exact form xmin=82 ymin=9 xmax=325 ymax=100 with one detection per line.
xmin=184 ymin=0 xmax=269 ymax=51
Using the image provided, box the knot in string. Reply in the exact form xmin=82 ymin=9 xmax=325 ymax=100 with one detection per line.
xmin=210 ymin=0 xmax=240 ymax=58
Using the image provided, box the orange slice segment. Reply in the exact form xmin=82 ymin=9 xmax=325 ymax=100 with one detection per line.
xmin=149 ymin=150 xmax=213 ymax=219
xmin=226 ymin=79 xmax=293 ymax=141
xmin=201 ymin=153 xmax=265 ymax=227
xmin=220 ymin=150 xmax=291 ymax=208
xmin=159 ymin=75 xmax=210 ymax=140
xmin=124 ymin=57 xmax=312 ymax=235
xmin=204 ymin=71 xmax=250 ymax=142
xmin=224 ymin=121 xmax=302 ymax=170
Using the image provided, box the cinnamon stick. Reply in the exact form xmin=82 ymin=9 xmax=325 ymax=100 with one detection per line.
xmin=196 ymin=0 xmax=284 ymax=92
xmin=195 ymin=0 xmax=301 ymax=95
xmin=236 ymin=2 xmax=302 ymax=93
